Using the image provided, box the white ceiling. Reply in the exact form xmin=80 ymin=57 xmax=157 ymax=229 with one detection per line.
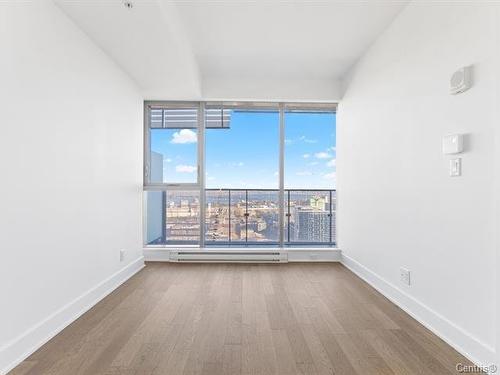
xmin=56 ymin=0 xmax=408 ymax=101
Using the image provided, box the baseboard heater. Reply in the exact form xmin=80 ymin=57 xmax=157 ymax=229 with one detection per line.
xmin=169 ymin=250 xmax=288 ymax=263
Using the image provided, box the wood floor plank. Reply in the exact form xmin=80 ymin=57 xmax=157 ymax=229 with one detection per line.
xmin=222 ymin=344 xmax=242 ymax=375
xmin=299 ymin=323 xmax=336 ymax=375
xmin=9 ymin=263 xmax=476 ymax=375
xmin=334 ymin=332 xmax=394 ymax=375
xmin=271 ymin=329 xmax=301 ymax=375
xmin=305 ymin=308 xmax=358 ymax=375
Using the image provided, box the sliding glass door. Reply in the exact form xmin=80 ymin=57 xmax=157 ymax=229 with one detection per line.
xmin=205 ymin=106 xmax=280 ymax=245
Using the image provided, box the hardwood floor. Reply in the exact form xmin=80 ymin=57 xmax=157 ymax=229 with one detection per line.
xmin=10 ymin=263 xmax=475 ymax=375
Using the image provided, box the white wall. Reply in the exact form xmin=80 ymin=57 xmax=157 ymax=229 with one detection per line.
xmin=0 ymin=1 xmax=143 ymax=372
xmin=56 ymin=0 xmax=202 ymax=101
xmin=338 ymin=1 xmax=498 ymax=367
xmin=201 ymin=75 xmax=342 ymax=102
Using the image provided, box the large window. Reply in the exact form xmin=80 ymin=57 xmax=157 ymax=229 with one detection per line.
xmin=144 ymin=102 xmax=336 ymax=247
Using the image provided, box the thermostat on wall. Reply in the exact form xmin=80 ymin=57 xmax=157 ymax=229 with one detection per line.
xmin=442 ymin=134 xmax=463 ymax=154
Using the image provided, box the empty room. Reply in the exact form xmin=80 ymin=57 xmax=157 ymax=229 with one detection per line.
xmin=1 ymin=0 xmax=499 ymax=374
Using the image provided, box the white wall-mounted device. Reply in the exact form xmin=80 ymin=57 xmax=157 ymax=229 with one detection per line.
xmin=400 ymin=267 xmax=411 ymax=286
xmin=450 ymin=66 xmax=472 ymax=94
xmin=449 ymin=158 xmax=461 ymax=177
xmin=442 ymin=134 xmax=463 ymax=154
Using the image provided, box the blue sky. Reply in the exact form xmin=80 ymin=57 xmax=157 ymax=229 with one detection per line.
xmin=150 ymin=111 xmax=336 ymax=189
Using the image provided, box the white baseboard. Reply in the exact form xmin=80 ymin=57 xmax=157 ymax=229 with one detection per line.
xmin=340 ymin=253 xmax=496 ymax=370
xmin=0 ymin=256 xmax=145 ymax=375
xmin=143 ymin=247 xmax=341 ymax=263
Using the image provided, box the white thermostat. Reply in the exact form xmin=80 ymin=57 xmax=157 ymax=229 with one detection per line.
xmin=442 ymin=134 xmax=463 ymax=154
xmin=450 ymin=66 xmax=472 ymax=94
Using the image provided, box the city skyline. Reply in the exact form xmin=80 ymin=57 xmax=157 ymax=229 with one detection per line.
xmin=146 ymin=189 xmax=336 ymax=245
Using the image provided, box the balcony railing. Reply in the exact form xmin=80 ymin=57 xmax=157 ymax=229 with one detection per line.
xmin=146 ymin=189 xmax=336 ymax=246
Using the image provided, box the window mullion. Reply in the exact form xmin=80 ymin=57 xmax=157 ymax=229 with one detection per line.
xmin=278 ymin=103 xmax=285 ymax=247
xmin=198 ymin=102 xmax=205 ymax=248
xmin=143 ymin=103 xmax=151 ymax=186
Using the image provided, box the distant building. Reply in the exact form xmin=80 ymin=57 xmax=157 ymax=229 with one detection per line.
xmin=296 ymin=208 xmax=330 ymax=242
xmin=309 ymin=196 xmax=327 ymax=211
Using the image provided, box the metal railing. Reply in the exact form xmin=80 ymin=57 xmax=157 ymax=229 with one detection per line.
xmin=147 ymin=189 xmax=336 ymax=247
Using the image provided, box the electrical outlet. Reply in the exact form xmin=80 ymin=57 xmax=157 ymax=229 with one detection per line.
xmin=400 ymin=267 xmax=411 ymax=286
xmin=119 ymin=249 xmax=126 ymax=262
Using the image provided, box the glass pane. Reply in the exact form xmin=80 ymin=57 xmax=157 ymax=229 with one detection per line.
xmin=247 ymin=191 xmax=279 ymax=243
xmin=331 ymin=191 xmax=337 ymax=245
xmin=284 ymin=112 xmax=336 ymax=189
xmin=166 ymin=191 xmax=200 ymax=244
xmin=144 ymin=190 xmax=200 ymax=245
xmin=205 ymin=110 xmax=279 ymax=189
xmin=149 ymin=107 xmax=198 ymax=184
xmin=230 ymin=191 xmax=247 ymax=242
xmin=205 ymin=190 xmax=230 ymax=243
xmin=287 ymin=191 xmax=331 ymax=243
xmin=145 ymin=191 xmax=165 ymax=245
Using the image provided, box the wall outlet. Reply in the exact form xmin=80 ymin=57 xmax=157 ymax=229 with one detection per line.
xmin=400 ymin=267 xmax=411 ymax=286
xmin=119 ymin=249 xmax=126 ymax=262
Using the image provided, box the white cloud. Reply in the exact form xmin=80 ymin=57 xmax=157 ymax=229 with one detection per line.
xmin=323 ymin=172 xmax=336 ymax=180
xmin=296 ymin=171 xmax=313 ymax=176
xmin=315 ymin=152 xmax=332 ymax=159
xmin=175 ymin=165 xmax=197 ymax=173
xmin=287 ymin=136 xmax=318 ymax=145
xmin=164 ymin=158 xmax=172 ymax=163
xmin=303 ymin=153 xmax=311 ymax=159
xmin=299 ymin=136 xmax=318 ymax=144
xmin=308 ymin=161 xmax=319 ymax=166
xmin=274 ymin=171 xmax=279 ymax=176
xmin=326 ymin=159 xmax=336 ymax=167
xmin=229 ymin=161 xmax=244 ymax=167
xmin=171 ymin=129 xmax=197 ymax=144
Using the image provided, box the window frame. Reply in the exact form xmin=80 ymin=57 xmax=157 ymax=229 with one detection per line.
xmin=143 ymin=101 xmax=337 ymax=247
xmin=144 ymin=101 xmax=203 ymax=190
